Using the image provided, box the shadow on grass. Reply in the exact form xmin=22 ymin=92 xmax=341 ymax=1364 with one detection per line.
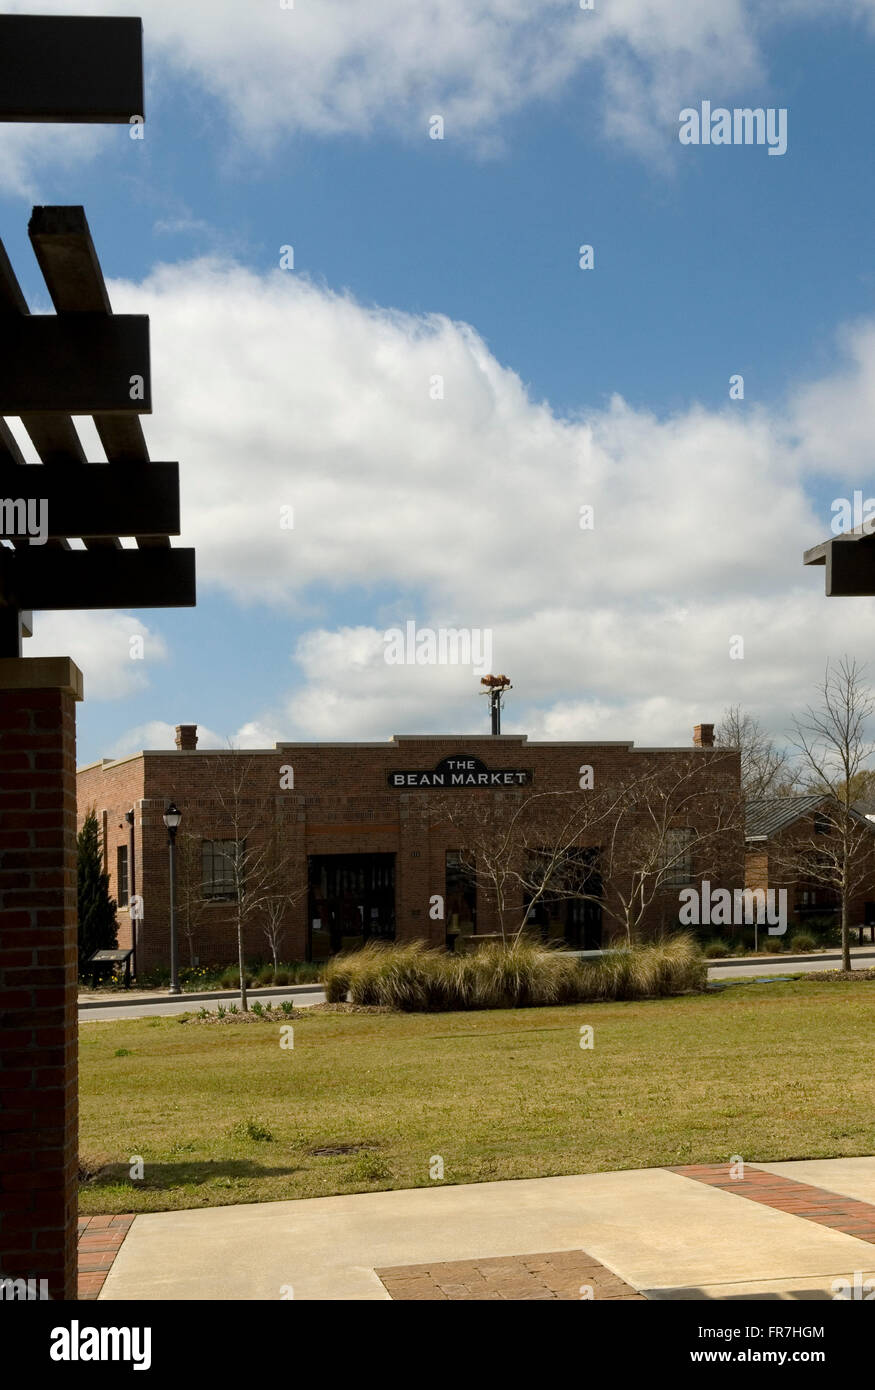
xmin=81 ymin=1159 xmax=303 ymax=1191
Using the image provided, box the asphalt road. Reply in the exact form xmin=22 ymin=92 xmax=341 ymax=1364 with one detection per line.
xmin=78 ymin=949 xmax=875 ymax=1021
xmin=708 ymin=947 xmax=875 ymax=980
xmin=79 ymin=988 xmax=328 ymax=1022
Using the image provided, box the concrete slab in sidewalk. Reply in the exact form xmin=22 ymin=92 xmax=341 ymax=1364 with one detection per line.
xmin=99 ymin=1164 xmax=875 ymax=1302
xmin=756 ymin=1157 xmax=875 ymax=1205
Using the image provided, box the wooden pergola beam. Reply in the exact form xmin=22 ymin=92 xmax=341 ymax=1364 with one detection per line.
xmin=0 ymin=316 xmax=151 ymax=414
xmin=29 ymin=205 xmax=112 ymax=314
xmin=0 ymin=16 xmax=144 ymax=123
xmin=28 ymin=207 xmax=154 ymax=472
xmin=0 ymin=463 xmax=181 ymax=540
xmin=804 ymin=533 xmax=875 ymax=597
xmin=0 ymin=547 xmax=196 ymax=610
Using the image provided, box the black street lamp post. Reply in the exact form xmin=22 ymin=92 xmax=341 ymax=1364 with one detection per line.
xmin=162 ymin=802 xmax=182 ymax=995
xmin=124 ymin=808 xmax=136 ymax=977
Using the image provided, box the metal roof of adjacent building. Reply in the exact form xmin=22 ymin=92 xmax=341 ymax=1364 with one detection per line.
xmin=744 ymin=795 xmax=830 ymax=840
xmin=746 ymin=794 xmax=875 ymax=840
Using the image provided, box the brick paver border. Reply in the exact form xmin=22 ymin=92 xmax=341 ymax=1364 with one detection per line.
xmin=77 ymin=1215 xmax=135 ymax=1300
xmin=671 ymin=1164 xmax=875 ymax=1244
xmin=376 ymin=1249 xmax=645 ymax=1300
xmin=73 ymin=1166 xmax=875 ymax=1301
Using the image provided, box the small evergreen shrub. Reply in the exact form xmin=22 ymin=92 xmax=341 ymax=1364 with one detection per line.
xmin=789 ymin=933 xmax=818 ymax=954
xmin=77 ymin=808 xmax=118 ymax=972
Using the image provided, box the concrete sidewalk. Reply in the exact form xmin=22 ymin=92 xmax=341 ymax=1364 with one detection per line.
xmin=97 ymin=1157 xmax=875 ymax=1302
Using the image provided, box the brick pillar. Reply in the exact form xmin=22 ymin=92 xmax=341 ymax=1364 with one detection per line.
xmin=0 ymin=657 xmax=84 ymax=1301
xmin=398 ymin=796 xmax=432 ymax=944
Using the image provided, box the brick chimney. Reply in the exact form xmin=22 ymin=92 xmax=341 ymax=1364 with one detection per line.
xmin=693 ymin=723 xmax=715 ymax=749
xmin=175 ymin=724 xmax=198 ymax=751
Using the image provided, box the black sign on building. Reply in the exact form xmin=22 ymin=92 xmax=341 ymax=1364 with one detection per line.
xmin=388 ymin=756 xmax=533 ymax=789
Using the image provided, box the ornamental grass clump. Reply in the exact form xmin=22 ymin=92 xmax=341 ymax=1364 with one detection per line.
xmin=323 ymin=941 xmax=437 ymax=1007
xmin=322 ymin=933 xmax=706 ymax=1012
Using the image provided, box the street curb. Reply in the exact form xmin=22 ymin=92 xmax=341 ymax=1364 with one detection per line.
xmin=77 ymin=982 xmax=325 ymax=1010
xmin=708 ymin=950 xmax=875 ymax=970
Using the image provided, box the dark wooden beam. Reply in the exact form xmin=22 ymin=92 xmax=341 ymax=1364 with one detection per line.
xmin=0 ymin=422 xmax=70 ymax=551
xmin=0 ymin=463 xmax=181 ymax=540
xmin=804 ymin=532 xmax=875 ymax=596
xmin=0 ymin=604 xmax=34 ymax=656
xmin=0 ymin=420 xmax=25 ymax=466
xmin=0 ymin=547 xmax=196 ymax=611
xmin=0 ymin=316 xmax=150 ymax=414
xmin=0 ymin=17 xmax=144 ymax=124
xmin=28 ymin=206 xmax=111 ymax=314
xmin=94 ymin=416 xmax=150 ymax=465
xmin=27 ymin=208 xmax=165 ymax=547
xmin=0 ymin=238 xmax=28 ymax=314
xmin=0 ymin=601 xmax=23 ymax=658
xmin=19 ymin=417 xmax=87 ymax=466
xmin=824 ymin=539 xmax=875 ymax=597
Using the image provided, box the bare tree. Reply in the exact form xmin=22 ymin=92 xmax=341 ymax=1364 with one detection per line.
xmin=261 ymin=896 xmax=288 ymax=970
xmin=204 ymin=748 xmax=299 ymax=1009
xmin=174 ymin=831 xmax=209 ymax=968
xmin=434 ymin=786 xmax=626 ymax=946
xmin=435 ymin=754 xmax=742 ymax=948
xmin=788 ymin=658 xmax=875 ymax=969
xmin=559 ymin=755 xmax=742 ymax=946
xmin=258 ymin=827 xmax=307 ymax=969
xmin=715 ymin=706 xmax=793 ymax=796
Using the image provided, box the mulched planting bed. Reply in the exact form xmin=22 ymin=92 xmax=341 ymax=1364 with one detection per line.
xmin=181 ymin=1002 xmax=396 ymax=1024
xmin=805 ymin=969 xmax=875 ymax=982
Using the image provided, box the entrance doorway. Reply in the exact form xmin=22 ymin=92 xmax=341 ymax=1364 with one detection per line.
xmin=307 ymin=853 xmax=395 ymax=961
xmin=525 ymin=847 xmax=602 ymax=950
xmin=445 ymin=850 xmax=477 ymax=949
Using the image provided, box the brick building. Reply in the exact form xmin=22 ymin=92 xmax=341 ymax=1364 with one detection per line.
xmin=76 ymin=722 xmax=743 ymax=973
xmin=745 ymin=794 xmax=875 ymax=935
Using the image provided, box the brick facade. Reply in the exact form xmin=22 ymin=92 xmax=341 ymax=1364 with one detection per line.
xmin=0 ymin=657 xmax=83 ymax=1301
xmin=746 ymin=806 xmax=875 ymax=931
xmin=78 ymin=728 xmax=743 ymax=972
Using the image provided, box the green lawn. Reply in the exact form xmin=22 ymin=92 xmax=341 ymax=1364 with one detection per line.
xmin=78 ymin=979 xmax=875 ymax=1214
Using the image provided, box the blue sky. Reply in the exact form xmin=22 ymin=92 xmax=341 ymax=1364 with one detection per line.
xmin=3 ymin=0 xmax=875 ymax=765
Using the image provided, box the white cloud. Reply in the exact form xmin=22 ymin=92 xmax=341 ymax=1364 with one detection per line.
xmin=0 ymin=123 xmax=108 ymax=201
xmin=106 ymin=719 xmax=276 ymax=759
xmin=7 ymin=1 xmax=873 ymax=194
xmin=26 ymin=611 xmax=167 ymax=700
xmin=786 ymin=321 xmax=875 ymax=475
xmin=0 ymin=0 xmax=790 ymax=193
xmin=104 ymin=719 xmax=226 ymax=759
xmin=106 ymin=258 xmax=823 ymax=616
xmin=23 ymin=256 xmax=875 ymax=750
